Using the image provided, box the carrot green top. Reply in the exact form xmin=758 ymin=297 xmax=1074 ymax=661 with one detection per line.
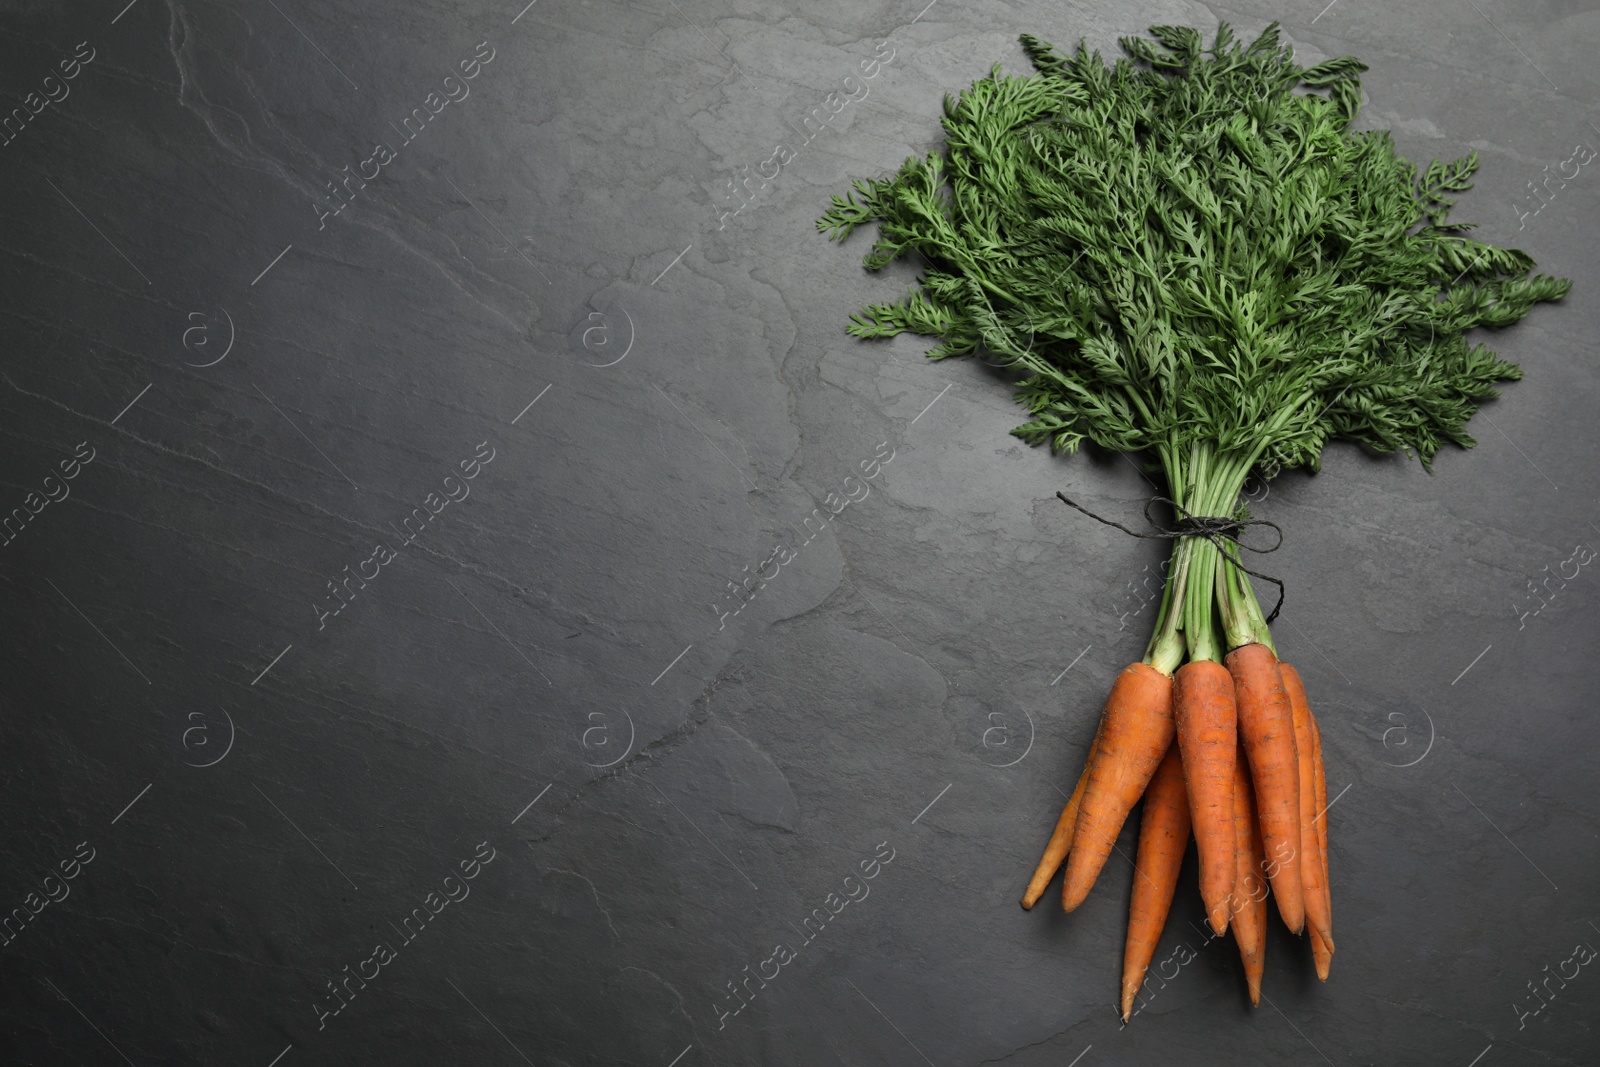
xmin=819 ymin=22 xmax=1566 ymax=474
xmin=818 ymin=22 xmax=1569 ymax=664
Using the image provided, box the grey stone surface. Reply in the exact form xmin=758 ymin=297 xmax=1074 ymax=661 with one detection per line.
xmin=2 ymin=0 xmax=1597 ymax=1064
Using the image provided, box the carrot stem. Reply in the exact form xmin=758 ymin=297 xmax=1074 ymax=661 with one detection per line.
xmin=1143 ymin=535 xmax=1192 ymax=676
xmin=1170 ymin=442 xmax=1255 ymax=665
xmin=1219 ymin=531 xmax=1276 ymax=656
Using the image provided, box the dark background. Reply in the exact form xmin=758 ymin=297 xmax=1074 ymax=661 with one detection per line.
xmin=2 ymin=0 xmax=1597 ymax=1064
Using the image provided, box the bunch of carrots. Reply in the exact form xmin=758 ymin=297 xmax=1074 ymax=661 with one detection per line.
xmin=1021 ymin=510 xmax=1333 ymax=1019
xmin=816 ymin=20 xmax=1569 ymax=1021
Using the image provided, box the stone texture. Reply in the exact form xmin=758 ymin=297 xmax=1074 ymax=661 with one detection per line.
xmin=1 ymin=0 xmax=1597 ymax=1064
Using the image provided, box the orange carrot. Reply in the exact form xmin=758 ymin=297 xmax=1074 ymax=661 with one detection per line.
xmin=1280 ymin=663 xmax=1333 ymax=956
xmin=1022 ymin=723 xmax=1102 ymax=909
xmin=1230 ymin=750 xmax=1268 ymax=1006
xmin=1284 ymin=661 xmax=1335 ymax=980
xmin=1306 ymin=695 xmax=1333 ymax=946
xmin=1120 ymin=742 xmax=1191 ymax=1021
xmin=1309 ymin=741 xmax=1334 ymax=980
xmin=1172 ymin=659 xmax=1237 ymax=935
xmin=1226 ymin=642 xmax=1304 ymax=934
xmin=1312 ymin=735 xmax=1333 ymax=943
xmin=1061 ymin=662 xmax=1175 ymax=911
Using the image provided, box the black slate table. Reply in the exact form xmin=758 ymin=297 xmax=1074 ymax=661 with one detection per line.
xmin=2 ymin=1 xmax=1597 ymax=1064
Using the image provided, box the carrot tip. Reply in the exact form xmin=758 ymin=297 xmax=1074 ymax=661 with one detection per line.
xmin=1247 ymin=983 xmax=1261 ymax=1007
xmin=1020 ymin=897 xmax=1035 ymax=910
xmin=1207 ymin=902 xmax=1230 ymax=937
xmin=1311 ymin=927 xmax=1334 ymax=980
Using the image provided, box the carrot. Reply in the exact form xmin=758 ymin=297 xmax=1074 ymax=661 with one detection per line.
xmin=1305 ymin=684 xmax=1331 ymax=940
xmin=1061 ymin=662 xmax=1175 ymax=911
xmin=1284 ymin=661 xmax=1335 ymax=980
xmin=1306 ymin=694 xmax=1333 ymax=947
xmin=1226 ymin=642 xmax=1304 ymax=934
xmin=1230 ymin=749 xmax=1268 ymax=1006
xmin=1280 ymin=663 xmax=1333 ymax=957
xmin=1022 ymin=723 xmax=1102 ymax=909
xmin=1309 ymin=733 xmax=1334 ymax=981
xmin=1119 ymin=742 xmax=1190 ymax=1021
xmin=1172 ymin=659 xmax=1237 ymax=935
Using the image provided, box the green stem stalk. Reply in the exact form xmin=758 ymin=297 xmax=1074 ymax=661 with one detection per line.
xmin=1175 ymin=443 xmax=1256 ymax=662
xmin=1137 ymin=437 xmax=1282 ymax=674
xmin=1142 ymin=535 xmax=1192 ymax=675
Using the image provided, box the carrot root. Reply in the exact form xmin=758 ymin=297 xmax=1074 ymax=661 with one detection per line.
xmin=1022 ymin=726 xmax=1102 ymax=909
xmin=1312 ymin=730 xmax=1333 ymax=950
xmin=1173 ymin=659 xmax=1238 ymax=936
xmin=1282 ymin=663 xmax=1335 ymax=968
xmin=1119 ymin=742 xmax=1191 ymax=1021
xmin=1227 ymin=642 xmax=1305 ymax=935
xmin=1061 ymin=662 xmax=1175 ymax=911
xmin=1283 ymin=663 xmax=1332 ymax=950
xmin=1230 ymin=748 xmax=1268 ymax=1006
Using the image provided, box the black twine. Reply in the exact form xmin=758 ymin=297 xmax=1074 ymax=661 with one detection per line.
xmin=1055 ymin=491 xmax=1286 ymax=624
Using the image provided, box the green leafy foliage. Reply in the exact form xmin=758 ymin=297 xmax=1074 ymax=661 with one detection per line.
xmin=817 ymin=22 xmax=1569 ymax=472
